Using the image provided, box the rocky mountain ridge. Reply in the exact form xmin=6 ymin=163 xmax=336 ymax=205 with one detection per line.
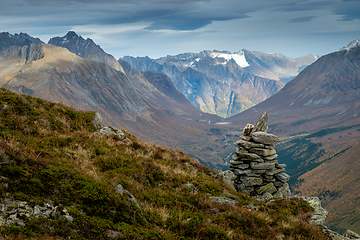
xmin=49 ymin=31 xmax=125 ymax=73
xmin=122 ymin=53 xmax=285 ymax=118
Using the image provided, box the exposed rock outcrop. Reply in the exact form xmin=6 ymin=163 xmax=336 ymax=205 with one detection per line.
xmin=0 ymin=200 xmax=73 ymax=227
xmin=229 ymin=112 xmax=290 ymax=199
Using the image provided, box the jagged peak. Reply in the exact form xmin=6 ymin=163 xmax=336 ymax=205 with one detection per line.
xmin=336 ymin=39 xmax=360 ymax=53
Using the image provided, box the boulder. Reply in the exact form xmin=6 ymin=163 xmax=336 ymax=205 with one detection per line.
xmin=97 ymin=127 xmax=126 ymax=140
xmin=250 ymin=132 xmax=280 ymax=146
xmin=214 ymin=170 xmax=236 ymax=190
xmin=91 ymin=112 xmax=105 ymax=130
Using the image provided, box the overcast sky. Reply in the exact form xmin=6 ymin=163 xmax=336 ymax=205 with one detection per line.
xmin=1 ymin=0 xmax=359 ymax=59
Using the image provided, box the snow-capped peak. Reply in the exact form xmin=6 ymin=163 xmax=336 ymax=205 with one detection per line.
xmin=337 ymin=40 xmax=360 ymax=52
xmin=209 ymin=51 xmax=249 ymax=68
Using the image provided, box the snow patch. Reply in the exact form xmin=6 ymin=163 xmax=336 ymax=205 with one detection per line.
xmin=336 ymin=40 xmax=360 ymax=52
xmin=210 ymin=51 xmax=249 ymax=68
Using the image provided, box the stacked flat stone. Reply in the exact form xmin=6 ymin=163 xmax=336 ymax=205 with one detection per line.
xmin=230 ymin=112 xmax=291 ymax=199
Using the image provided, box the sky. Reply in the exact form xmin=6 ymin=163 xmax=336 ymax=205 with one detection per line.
xmin=1 ymin=0 xmax=359 ymax=59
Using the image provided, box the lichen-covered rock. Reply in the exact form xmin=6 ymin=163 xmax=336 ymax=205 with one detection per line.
xmin=302 ymin=196 xmax=328 ymax=225
xmin=214 ymin=170 xmax=236 ymax=190
xmin=91 ymin=112 xmax=105 ymax=129
xmin=97 ymin=126 xmax=126 ymax=140
xmin=257 ymin=183 xmax=277 ymax=195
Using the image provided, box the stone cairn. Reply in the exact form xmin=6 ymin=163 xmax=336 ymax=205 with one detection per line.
xmin=230 ymin=112 xmax=291 ymax=199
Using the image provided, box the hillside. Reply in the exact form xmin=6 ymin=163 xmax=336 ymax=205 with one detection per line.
xmin=0 ymin=32 xmax=236 ymax=168
xmin=223 ymin=40 xmax=360 ymax=233
xmin=0 ymin=88 xmax=328 ymax=239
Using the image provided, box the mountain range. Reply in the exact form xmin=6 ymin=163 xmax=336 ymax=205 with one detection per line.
xmin=122 ymin=50 xmax=317 ymax=117
xmin=0 ymin=31 xmax=359 ymax=233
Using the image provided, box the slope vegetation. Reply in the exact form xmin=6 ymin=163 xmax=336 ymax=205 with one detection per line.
xmin=0 ymin=88 xmax=327 ymax=239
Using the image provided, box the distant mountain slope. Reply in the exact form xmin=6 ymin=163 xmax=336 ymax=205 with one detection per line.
xmin=242 ymin=50 xmax=318 ymax=83
xmin=122 ymin=51 xmax=285 ymax=118
xmin=223 ymin=39 xmax=360 ymax=233
xmin=1 ymin=43 xmax=147 ymax=119
xmin=49 ymin=31 xmax=124 ymax=73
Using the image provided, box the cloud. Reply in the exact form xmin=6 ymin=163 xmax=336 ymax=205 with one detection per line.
xmin=333 ymin=0 xmax=360 ymax=21
xmin=288 ymin=16 xmax=316 ymax=23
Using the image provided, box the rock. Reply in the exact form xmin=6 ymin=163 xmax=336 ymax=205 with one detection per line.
xmin=184 ymin=162 xmax=196 ymax=171
xmin=266 ymin=168 xmax=285 ymax=176
xmin=235 ymin=151 xmax=262 ymax=160
xmin=242 ymin=123 xmax=254 ymax=135
xmin=278 ymin=183 xmax=291 ymax=198
xmin=275 ymin=163 xmax=286 ymax=168
xmin=184 ymin=183 xmax=198 ymax=193
xmin=91 ymin=112 xmax=105 ymax=130
xmin=240 ymin=135 xmax=252 ymax=141
xmin=263 ymin=154 xmax=278 ymax=161
xmin=302 ymin=196 xmax=328 ymax=225
xmin=0 ymin=104 xmax=8 ymax=111
xmin=97 ymin=127 xmax=126 ymax=140
xmin=275 ymin=172 xmax=290 ymax=182
xmin=214 ymin=170 xmax=236 ymax=190
xmin=115 ymin=184 xmax=142 ymax=211
xmin=344 ymin=229 xmax=360 ymax=239
xmin=252 ymin=112 xmax=268 ymax=133
xmin=250 ymin=132 xmax=280 ymax=146
xmin=229 ymin=163 xmax=249 ymax=169
xmin=257 ymin=183 xmax=277 ymax=195
xmin=230 ymin=114 xmax=289 ymax=198
xmin=248 ymin=148 xmax=276 ymax=157
xmin=241 ymin=176 xmax=263 ymax=186
xmin=210 ymin=197 xmax=237 ymax=206
xmin=106 ymin=229 xmax=122 ymax=239
xmin=258 ymin=192 xmax=273 ymax=201
xmin=250 ymin=162 xmax=276 ymax=170
xmin=235 ymin=140 xmax=264 ymax=149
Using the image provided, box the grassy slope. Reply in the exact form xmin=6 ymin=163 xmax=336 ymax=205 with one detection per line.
xmin=0 ymin=88 xmax=327 ymax=239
